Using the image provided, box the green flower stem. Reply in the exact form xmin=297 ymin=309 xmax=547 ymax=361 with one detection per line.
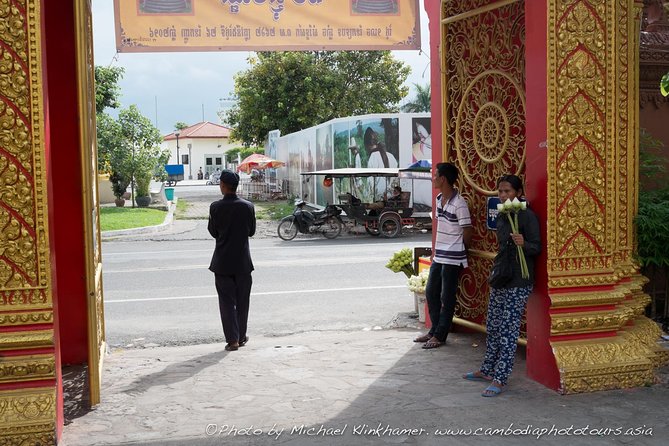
xmin=507 ymin=212 xmax=530 ymax=279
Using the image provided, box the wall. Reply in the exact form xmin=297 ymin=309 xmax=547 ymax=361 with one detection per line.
xmin=273 ymin=113 xmax=431 ymax=208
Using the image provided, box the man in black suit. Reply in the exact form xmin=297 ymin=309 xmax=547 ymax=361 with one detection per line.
xmin=208 ymin=170 xmax=256 ymax=351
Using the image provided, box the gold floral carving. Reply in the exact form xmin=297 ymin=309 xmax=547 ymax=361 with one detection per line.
xmin=0 ymin=310 xmax=52 ymax=326
xmin=549 ymin=288 xmax=627 ymax=308
xmin=551 ymin=306 xmax=635 ymax=335
xmin=0 ymin=0 xmax=51 ymax=309
xmin=0 ymin=330 xmax=53 ymax=351
xmin=443 ymin=0 xmax=525 ymax=330
xmin=0 ymin=425 xmax=54 ymax=446
xmin=0 ymin=389 xmax=55 ymax=438
xmin=0 ymin=355 xmax=55 ymax=384
xmin=552 ymin=335 xmax=654 ymax=393
xmin=622 ymin=317 xmax=669 ymax=367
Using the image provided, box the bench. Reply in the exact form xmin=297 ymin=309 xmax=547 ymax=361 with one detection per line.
xmin=149 ymin=181 xmax=167 ymax=204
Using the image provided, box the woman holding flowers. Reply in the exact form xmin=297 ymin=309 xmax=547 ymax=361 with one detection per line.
xmin=463 ymin=174 xmax=541 ymax=397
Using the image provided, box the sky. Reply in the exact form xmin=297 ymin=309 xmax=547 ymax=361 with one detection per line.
xmin=92 ymin=0 xmax=431 ymax=136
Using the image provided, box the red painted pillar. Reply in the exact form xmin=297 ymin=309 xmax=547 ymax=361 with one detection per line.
xmin=42 ymin=0 xmax=90 ymax=369
xmin=524 ymin=0 xmax=560 ymax=390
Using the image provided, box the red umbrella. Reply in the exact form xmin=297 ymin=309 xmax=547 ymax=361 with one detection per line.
xmin=237 ymin=153 xmax=286 ymax=174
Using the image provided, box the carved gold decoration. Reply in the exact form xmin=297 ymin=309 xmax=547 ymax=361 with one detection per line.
xmin=547 ymin=0 xmax=613 ymax=286
xmin=551 ymin=306 xmax=635 ymax=335
xmin=0 ymin=0 xmax=51 ymax=309
xmin=0 ymin=389 xmax=55 ymax=440
xmin=0 ymin=355 xmax=55 ymax=384
xmin=549 ymin=288 xmax=627 ymax=308
xmin=0 ymin=330 xmax=53 ymax=351
xmin=552 ymin=334 xmax=655 ymax=394
xmin=0 ymin=310 xmax=52 ymax=326
xmin=442 ymin=0 xmax=526 ymax=333
xmin=622 ymin=317 xmax=669 ymax=367
xmin=74 ymin=0 xmax=106 ymax=407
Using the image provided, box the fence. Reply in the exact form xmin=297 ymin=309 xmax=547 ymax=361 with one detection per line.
xmin=238 ymin=178 xmax=284 ymax=200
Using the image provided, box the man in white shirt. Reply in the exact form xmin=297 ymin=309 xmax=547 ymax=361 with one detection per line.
xmin=414 ymin=162 xmax=472 ymax=349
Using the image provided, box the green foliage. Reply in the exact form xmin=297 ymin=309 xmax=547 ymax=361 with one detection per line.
xmin=636 ymin=130 xmax=669 ymax=268
xmin=97 ymin=105 xmax=167 ymax=200
xmin=401 ymin=83 xmax=431 ymax=113
xmin=174 ymin=122 xmax=189 ymax=131
xmin=254 ymin=201 xmax=294 ymax=220
xmin=95 ymin=66 xmax=125 ymax=114
xmin=109 ymin=172 xmax=130 ymax=200
xmin=224 ymin=51 xmax=410 ymax=146
xmin=100 ymin=207 xmax=166 ymax=231
xmin=226 ymin=146 xmax=264 ymax=164
xmin=661 ymin=72 xmax=669 ymax=97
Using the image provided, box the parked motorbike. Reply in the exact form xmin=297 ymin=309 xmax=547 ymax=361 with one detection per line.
xmin=277 ymin=200 xmax=343 ymax=241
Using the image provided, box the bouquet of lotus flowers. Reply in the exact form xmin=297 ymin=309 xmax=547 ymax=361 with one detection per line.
xmin=385 ymin=248 xmax=416 ymax=278
xmin=407 ymin=269 xmax=430 ymax=294
xmin=497 ymin=197 xmax=530 ymax=279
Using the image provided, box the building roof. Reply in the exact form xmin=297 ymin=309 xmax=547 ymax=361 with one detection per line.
xmin=163 ymin=121 xmax=231 ymax=140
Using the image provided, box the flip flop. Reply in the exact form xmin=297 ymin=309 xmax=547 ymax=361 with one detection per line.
xmin=463 ymin=372 xmax=492 ymax=382
xmin=413 ymin=334 xmax=431 ymax=343
xmin=422 ymin=339 xmax=443 ymax=349
xmin=482 ymin=384 xmax=503 ymax=397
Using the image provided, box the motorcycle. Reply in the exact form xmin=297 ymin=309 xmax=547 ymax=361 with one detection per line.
xmin=277 ymin=200 xmax=343 ymax=241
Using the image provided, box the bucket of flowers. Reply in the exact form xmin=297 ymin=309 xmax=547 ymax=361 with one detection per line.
xmin=407 ymin=270 xmax=429 ymax=322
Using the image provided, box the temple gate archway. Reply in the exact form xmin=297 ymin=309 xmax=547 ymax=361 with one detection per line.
xmin=0 ymin=1 xmax=667 ymax=444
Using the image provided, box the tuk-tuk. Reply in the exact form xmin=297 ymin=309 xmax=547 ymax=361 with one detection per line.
xmin=301 ymin=167 xmax=431 ymax=238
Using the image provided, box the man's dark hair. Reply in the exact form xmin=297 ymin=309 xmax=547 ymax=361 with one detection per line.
xmin=436 ymin=162 xmax=459 ymax=186
xmin=219 ymin=169 xmax=240 ymax=191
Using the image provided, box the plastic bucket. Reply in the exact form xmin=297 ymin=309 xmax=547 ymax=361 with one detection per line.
xmin=164 ymin=187 xmax=174 ymax=201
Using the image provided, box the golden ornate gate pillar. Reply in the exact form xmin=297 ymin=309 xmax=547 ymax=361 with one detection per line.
xmin=434 ymin=0 xmax=668 ymax=393
xmin=1 ymin=1 xmax=102 ymax=444
xmin=0 ymin=1 xmax=58 ymax=443
xmin=545 ymin=0 xmax=668 ymax=393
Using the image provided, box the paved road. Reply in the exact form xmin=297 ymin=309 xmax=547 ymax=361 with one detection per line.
xmin=102 ymin=234 xmax=432 ymax=348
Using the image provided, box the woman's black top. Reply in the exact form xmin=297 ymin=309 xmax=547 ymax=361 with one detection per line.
xmin=494 ymin=207 xmax=541 ymax=289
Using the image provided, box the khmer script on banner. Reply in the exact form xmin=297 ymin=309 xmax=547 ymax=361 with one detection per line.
xmin=115 ymin=0 xmax=420 ymax=52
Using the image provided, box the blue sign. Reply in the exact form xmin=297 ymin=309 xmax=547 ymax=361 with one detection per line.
xmin=487 ymin=197 xmax=501 ymax=230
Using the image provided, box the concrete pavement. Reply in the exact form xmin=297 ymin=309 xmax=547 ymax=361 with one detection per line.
xmin=60 ymin=328 xmax=669 ymax=446
xmin=81 ymin=184 xmax=669 ymax=446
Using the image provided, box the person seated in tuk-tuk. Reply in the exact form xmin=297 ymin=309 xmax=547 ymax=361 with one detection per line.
xmin=386 ymin=186 xmax=403 ymax=205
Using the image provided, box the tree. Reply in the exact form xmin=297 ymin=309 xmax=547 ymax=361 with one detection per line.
xmin=95 ymin=66 xmax=125 ymax=114
xmin=401 ymin=83 xmax=431 ymax=112
xmin=174 ymin=121 xmax=189 ymax=131
xmin=98 ymin=105 xmax=167 ymax=205
xmin=223 ymin=51 xmax=410 ymax=146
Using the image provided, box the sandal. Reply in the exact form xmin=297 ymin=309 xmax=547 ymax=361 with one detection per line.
xmin=413 ymin=334 xmax=431 ymax=343
xmin=225 ymin=343 xmax=239 ymax=351
xmin=482 ymin=384 xmax=504 ymax=397
xmin=422 ymin=339 xmax=443 ymax=349
xmin=463 ymin=372 xmax=492 ymax=382
xmin=239 ymin=336 xmax=249 ymax=347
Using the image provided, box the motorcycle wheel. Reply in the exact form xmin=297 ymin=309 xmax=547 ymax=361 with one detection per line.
xmin=379 ymin=214 xmax=401 ymax=238
xmin=277 ymin=218 xmax=298 ymax=241
xmin=322 ymin=217 xmax=343 ymax=239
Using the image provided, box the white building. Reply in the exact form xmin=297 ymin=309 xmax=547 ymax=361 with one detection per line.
xmin=163 ymin=121 xmax=237 ymax=179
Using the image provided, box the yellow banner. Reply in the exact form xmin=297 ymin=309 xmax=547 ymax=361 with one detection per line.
xmin=114 ymin=0 xmax=420 ymax=52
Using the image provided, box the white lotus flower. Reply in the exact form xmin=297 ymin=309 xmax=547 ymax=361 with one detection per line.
xmin=520 ymin=201 xmax=527 ymax=210
xmin=512 ymin=197 xmax=522 ymax=210
xmin=497 ymin=203 xmax=504 ymax=211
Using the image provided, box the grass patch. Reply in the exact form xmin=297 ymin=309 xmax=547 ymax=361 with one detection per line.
xmin=100 ymin=207 xmax=167 ymax=231
xmin=175 ymin=198 xmax=190 ymax=219
xmin=255 ymin=201 xmax=294 ymax=220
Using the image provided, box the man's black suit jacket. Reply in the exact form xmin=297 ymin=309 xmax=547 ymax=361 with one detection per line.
xmin=208 ymin=194 xmax=256 ymax=275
